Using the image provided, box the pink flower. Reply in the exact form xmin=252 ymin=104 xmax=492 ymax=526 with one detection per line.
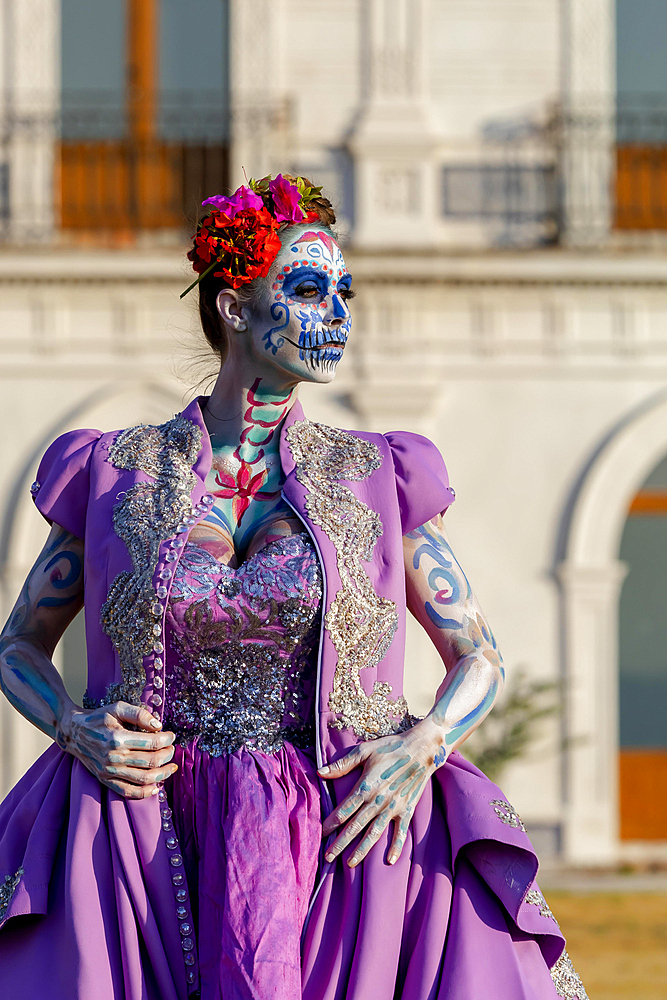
xmin=202 ymin=185 xmax=264 ymax=218
xmin=269 ymin=174 xmax=306 ymax=223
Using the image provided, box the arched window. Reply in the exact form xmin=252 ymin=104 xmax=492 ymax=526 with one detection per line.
xmin=618 ymin=453 xmax=667 ymax=839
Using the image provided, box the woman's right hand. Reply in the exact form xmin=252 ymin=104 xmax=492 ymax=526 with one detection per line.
xmin=56 ymin=701 xmax=177 ymax=799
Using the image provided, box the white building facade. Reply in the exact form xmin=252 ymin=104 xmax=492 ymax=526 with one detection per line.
xmin=0 ymin=0 xmax=665 ymax=866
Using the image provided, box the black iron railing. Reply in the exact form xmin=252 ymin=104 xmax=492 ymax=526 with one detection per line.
xmin=5 ymin=97 xmax=667 ymax=246
xmin=439 ymin=99 xmax=667 ymax=245
xmin=0 ymin=95 xmax=232 ymax=241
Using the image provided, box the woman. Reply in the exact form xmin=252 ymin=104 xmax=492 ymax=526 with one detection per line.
xmin=0 ymin=175 xmax=586 ymax=999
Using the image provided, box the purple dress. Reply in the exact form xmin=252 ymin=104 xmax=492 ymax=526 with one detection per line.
xmin=163 ymin=533 xmax=325 ymax=1000
xmin=0 ymin=402 xmax=586 ymax=1000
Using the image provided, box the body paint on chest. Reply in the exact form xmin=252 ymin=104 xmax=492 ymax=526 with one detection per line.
xmin=208 ymin=379 xmax=294 ymax=526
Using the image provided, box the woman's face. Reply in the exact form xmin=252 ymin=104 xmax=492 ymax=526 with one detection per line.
xmin=234 ymin=227 xmax=353 ymax=385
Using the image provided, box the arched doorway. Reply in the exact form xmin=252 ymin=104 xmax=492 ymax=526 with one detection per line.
xmin=618 ymin=453 xmax=667 ymax=840
xmin=557 ymin=389 xmax=667 ymax=863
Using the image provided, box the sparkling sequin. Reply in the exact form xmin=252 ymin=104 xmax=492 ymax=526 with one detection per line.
xmin=550 ymin=951 xmax=589 ymax=999
xmin=286 ymin=419 xmax=409 ymax=739
xmin=489 ymin=798 xmax=527 ymax=832
xmin=29 ymin=480 xmax=40 ymax=497
xmin=0 ymin=866 xmax=23 ymax=922
xmin=164 ymin=534 xmax=321 ymax=755
xmin=97 ymin=416 xmax=202 ymax=706
xmin=525 ymin=887 xmax=556 ymax=922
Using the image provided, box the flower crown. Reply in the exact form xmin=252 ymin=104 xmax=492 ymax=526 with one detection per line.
xmin=181 ymin=174 xmax=332 ymax=299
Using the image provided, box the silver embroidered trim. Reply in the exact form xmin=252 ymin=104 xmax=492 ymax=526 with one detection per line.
xmin=550 ymin=950 xmax=589 ymax=999
xmin=525 ymin=887 xmax=556 ymax=922
xmin=0 ymin=866 xmax=24 ymax=922
xmin=287 ymin=419 xmax=408 ymax=739
xmin=490 ymin=798 xmax=527 ymax=832
xmin=100 ymin=416 xmax=202 ymax=705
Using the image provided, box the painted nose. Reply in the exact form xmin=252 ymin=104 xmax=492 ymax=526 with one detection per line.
xmin=326 ymin=293 xmax=348 ymax=327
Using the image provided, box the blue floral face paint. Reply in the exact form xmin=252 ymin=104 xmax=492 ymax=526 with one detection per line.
xmin=260 ymin=230 xmax=354 ymax=380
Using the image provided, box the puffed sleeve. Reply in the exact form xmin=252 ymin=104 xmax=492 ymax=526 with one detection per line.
xmin=385 ymin=430 xmax=456 ymax=535
xmin=30 ymin=428 xmax=102 ymax=539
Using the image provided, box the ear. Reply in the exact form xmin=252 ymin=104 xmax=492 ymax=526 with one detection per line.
xmin=216 ymin=289 xmax=248 ymax=332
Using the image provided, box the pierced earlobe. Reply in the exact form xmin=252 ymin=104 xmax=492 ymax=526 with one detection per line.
xmin=216 ymin=288 xmax=247 ymax=332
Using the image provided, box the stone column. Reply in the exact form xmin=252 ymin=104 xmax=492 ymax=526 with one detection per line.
xmin=556 ymin=561 xmax=627 ymax=864
xmin=348 ymin=0 xmax=439 ymax=250
xmin=0 ymin=0 xmax=60 ymax=242
xmin=228 ymin=0 xmax=291 ymax=186
xmin=559 ymin=0 xmax=616 ymax=246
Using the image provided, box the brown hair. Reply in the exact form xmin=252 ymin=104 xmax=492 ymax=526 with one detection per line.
xmin=197 ymin=180 xmax=337 ymax=362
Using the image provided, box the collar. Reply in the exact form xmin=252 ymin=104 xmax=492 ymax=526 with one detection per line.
xmin=179 ymin=394 xmax=306 ymax=483
xmin=179 ymin=396 xmax=213 ymax=483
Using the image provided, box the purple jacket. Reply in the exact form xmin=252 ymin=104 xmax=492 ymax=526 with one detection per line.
xmin=0 ymin=398 xmax=565 ymax=999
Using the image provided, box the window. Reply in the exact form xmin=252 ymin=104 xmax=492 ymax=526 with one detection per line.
xmin=59 ymin=0 xmax=229 ymax=237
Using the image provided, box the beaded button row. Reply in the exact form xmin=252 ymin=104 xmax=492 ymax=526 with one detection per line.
xmin=157 ymin=787 xmax=200 ymax=988
xmin=148 ymin=491 xmax=214 ymax=991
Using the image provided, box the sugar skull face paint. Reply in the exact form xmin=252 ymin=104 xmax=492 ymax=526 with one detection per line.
xmin=254 ymin=229 xmax=353 ymax=383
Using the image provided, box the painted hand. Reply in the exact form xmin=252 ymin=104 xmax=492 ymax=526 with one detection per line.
xmin=56 ymin=701 xmax=177 ymax=799
xmin=318 ymin=722 xmax=446 ymax=867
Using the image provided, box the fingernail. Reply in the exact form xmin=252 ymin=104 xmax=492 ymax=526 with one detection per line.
xmin=349 ymin=855 xmax=359 ymax=867
xmin=150 ymin=719 xmax=161 ymax=729
xmin=151 ymin=787 xmax=159 ymax=795
xmin=318 ymin=765 xmax=330 ymax=775
xmin=325 ymin=853 xmax=335 ymax=863
xmin=389 ymin=855 xmax=397 ymax=865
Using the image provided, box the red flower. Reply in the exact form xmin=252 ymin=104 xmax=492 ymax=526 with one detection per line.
xmin=187 ymin=207 xmax=281 ymax=289
xmin=212 ymin=460 xmax=270 ymax=524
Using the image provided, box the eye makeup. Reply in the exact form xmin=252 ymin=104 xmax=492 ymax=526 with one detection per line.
xmin=277 ymin=268 xmax=354 ymax=304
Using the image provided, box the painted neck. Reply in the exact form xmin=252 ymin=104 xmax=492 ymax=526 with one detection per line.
xmin=203 ymin=375 xmax=297 ymax=465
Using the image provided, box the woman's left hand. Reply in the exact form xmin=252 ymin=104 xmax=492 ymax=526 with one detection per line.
xmin=318 ymin=720 xmax=446 ymax=867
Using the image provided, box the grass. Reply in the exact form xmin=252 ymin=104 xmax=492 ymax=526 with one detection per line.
xmin=545 ymin=891 xmax=667 ymax=1000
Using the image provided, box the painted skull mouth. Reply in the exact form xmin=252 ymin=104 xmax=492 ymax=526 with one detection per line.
xmin=282 ymin=335 xmax=345 ymax=352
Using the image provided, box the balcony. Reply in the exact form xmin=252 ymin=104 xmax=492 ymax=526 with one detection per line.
xmin=0 ymin=91 xmax=232 ymax=245
xmin=437 ymin=99 xmax=667 ymax=249
xmin=3 ymin=97 xmax=667 ymax=249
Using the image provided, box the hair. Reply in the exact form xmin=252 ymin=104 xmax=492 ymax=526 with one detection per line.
xmin=197 ymin=179 xmax=337 ymax=363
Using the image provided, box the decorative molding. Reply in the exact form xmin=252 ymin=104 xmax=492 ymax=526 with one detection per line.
xmin=562 ymin=0 xmax=615 ymax=103
xmin=560 ymin=0 xmax=616 ymax=247
xmin=348 ymin=0 xmax=438 ymax=249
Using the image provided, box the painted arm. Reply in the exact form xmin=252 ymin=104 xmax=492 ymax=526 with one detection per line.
xmin=402 ymin=514 xmax=505 ymax=754
xmin=319 ymin=514 xmax=504 ymax=866
xmin=0 ymin=523 xmax=177 ymax=798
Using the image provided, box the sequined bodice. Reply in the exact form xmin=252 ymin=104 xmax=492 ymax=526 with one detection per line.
xmin=163 ymin=532 xmax=322 ymax=755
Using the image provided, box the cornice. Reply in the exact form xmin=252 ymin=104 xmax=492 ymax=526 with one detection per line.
xmin=0 ymin=248 xmax=666 ymax=289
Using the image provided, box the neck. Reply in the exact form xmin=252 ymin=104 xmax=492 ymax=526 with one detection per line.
xmin=204 ymin=369 xmax=298 ymax=466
